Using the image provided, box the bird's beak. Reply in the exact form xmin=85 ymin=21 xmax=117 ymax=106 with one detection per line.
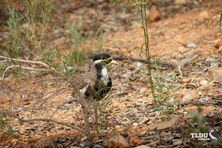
xmin=110 ymin=60 xmax=118 ymax=65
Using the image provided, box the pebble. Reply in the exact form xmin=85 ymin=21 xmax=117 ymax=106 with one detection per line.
xmin=187 ymin=43 xmax=197 ymax=48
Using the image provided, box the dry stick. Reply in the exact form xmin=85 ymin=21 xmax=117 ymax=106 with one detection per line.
xmin=177 ymin=53 xmax=200 ymax=76
xmin=1 ymin=77 xmax=65 ymax=113
xmin=178 ymin=100 xmax=222 ymax=106
xmin=66 ymin=1 xmax=107 ymax=12
xmin=1 ymin=111 xmax=87 ymax=135
xmin=94 ymin=101 xmax=99 ymax=140
xmin=50 ymin=96 xmax=77 ymax=118
xmin=0 ymin=55 xmax=61 ymax=75
xmin=88 ymin=55 xmax=177 ymax=69
xmin=1 ymin=65 xmax=50 ymax=80
xmin=113 ymin=56 xmax=178 ymax=69
xmin=14 ymin=77 xmax=63 ymax=92
xmin=37 ymin=88 xmax=68 ymax=108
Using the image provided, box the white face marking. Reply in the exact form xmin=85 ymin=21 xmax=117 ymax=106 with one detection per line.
xmin=80 ymin=83 xmax=90 ymax=95
xmin=101 ymin=67 xmax=109 ymax=86
xmin=94 ymin=59 xmax=104 ymax=64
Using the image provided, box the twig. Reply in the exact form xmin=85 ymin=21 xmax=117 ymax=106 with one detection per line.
xmin=178 ymin=100 xmax=222 ymax=106
xmin=177 ymin=52 xmax=200 ymax=76
xmin=66 ymin=0 xmax=108 ymax=12
xmin=37 ymin=88 xmax=69 ymax=108
xmin=0 ymin=60 xmax=11 ymax=63
xmin=112 ymin=55 xmax=178 ymax=69
xmin=0 ymin=55 xmax=60 ymax=74
xmin=0 ymin=111 xmax=87 ymax=136
xmin=50 ymin=96 xmax=77 ymax=118
xmin=109 ymin=92 xmax=129 ymax=97
xmin=1 ymin=65 xmax=50 ymax=80
xmin=94 ymin=101 xmax=99 ymax=139
xmin=14 ymin=77 xmax=64 ymax=92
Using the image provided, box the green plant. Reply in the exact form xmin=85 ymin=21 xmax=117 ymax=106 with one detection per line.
xmin=5 ymin=7 xmax=23 ymax=57
xmin=151 ymin=58 xmax=181 ymax=120
xmin=93 ymin=96 xmax=115 ymax=140
xmin=131 ymin=0 xmax=155 ymax=101
xmin=5 ymin=0 xmax=54 ymax=58
xmin=0 ymin=112 xmax=15 ymax=139
xmin=130 ymin=1 xmax=181 ymax=120
xmin=187 ymin=107 xmax=210 ymax=148
xmin=1 ymin=0 xmax=112 ymax=143
xmin=208 ymin=12 xmax=222 ymax=36
xmin=188 ymin=107 xmax=207 ymax=134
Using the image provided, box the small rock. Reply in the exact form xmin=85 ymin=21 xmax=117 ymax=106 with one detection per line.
xmin=136 ymin=62 xmax=143 ymax=69
xmin=215 ymin=38 xmax=222 ymax=49
xmin=127 ymin=126 xmax=148 ymax=137
xmin=140 ymin=87 xmax=147 ymax=93
xmin=199 ymin=11 xmax=209 ymax=20
xmin=133 ymin=123 xmax=139 ymax=126
xmin=174 ymin=0 xmax=186 ymax=5
xmin=182 ymin=78 xmax=192 ymax=83
xmin=135 ymin=145 xmax=151 ymax=148
xmin=208 ymin=67 xmax=222 ymax=82
xmin=139 ymin=117 xmax=150 ymax=125
xmin=187 ymin=43 xmax=197 ymax=48
xmin=107 ymin=134 xmax=129 ymax=148
xmin=130 ymin=136 xmax=142 ymax=147
xmin=116 ymin=125 xmax=126 ymax=132
xmin=138 ymin=99 xmax=144 ymax=103
xmin=181 ymin=90 xmax=199 ymax=102
xmin=149 ymin=6 xmax=161 ymax=22
xmin=172 ymin=139 xmax=183 ymax=145
xmin=178 ymin=46 xmax=189 ymax=53
xmin=147 ymin=117 xmax=179 ymax=131
xmin=199 ymin=80 xmax=208 ymax=86
xmin=22 ymin=23 xmax=30 ymax=29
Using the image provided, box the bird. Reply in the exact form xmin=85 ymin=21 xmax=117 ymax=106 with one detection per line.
xmin=71 ymin=53 xmax=118 ymax=101
xmin=209 ymin=127 xmax=221 ymax=145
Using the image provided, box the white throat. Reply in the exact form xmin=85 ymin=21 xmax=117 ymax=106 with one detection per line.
xmin=101 ymin=67 xmax=109 ymax=86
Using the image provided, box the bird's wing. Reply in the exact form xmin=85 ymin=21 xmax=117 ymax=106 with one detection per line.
xmin=82 ymin=66 xmax=97 ymax=91
xmin=71 ymin=62 xmax=97 ymax=97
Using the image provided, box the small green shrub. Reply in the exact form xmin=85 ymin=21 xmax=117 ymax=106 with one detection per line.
xmin=0 ymin=112 xmax=15 ymax=139
xmin=151 ymin=58 xmax=181 ymax=120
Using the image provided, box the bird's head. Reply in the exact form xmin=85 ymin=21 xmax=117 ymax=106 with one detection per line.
xmin=93 ymin=53 xmax=118 ymax=66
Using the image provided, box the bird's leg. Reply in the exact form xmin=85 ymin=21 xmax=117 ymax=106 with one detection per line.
xmin=72 ymin=88 xmax=93 ymax=141
xmin=94 ymin=101 xmax=99 ymax=140
xmin=82 ymin=103 xmax=93 ymax=140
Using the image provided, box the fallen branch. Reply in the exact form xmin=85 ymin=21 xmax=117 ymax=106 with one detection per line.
xmin=1 ymin=65 xmax=50 ymax=80
xmin=177 ymin=52 xmax=200 ymax=76
xmin=66 ymin=0 xmax=108 ymax=12
xmin=113 ymin=55 xmax=178 ymax=69
xmin=1 ymin=111 xmax=87 ymax=136
xmin=0 ymin=55 xmax=61 ymax=75
xmin=178 ymin=100 xmax=222 ymax=106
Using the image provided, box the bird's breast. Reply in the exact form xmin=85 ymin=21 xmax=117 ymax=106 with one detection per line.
xmin=101 ymin=67 xmax=109 ymax=86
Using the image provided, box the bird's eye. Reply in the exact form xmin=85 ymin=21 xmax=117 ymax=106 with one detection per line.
xmin=104 ymin=57 xmax=112 ymax=61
